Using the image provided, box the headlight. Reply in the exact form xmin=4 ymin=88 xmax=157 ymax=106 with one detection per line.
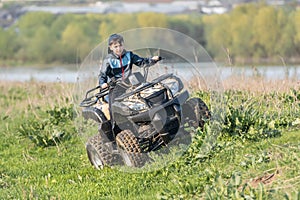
xmin=122 ymin=99 xmax=147 ymax=112
xmin=168 ymin=81 xmax=180 ymax=95
xmin=162 ymin=79 xmax=180 ymax=95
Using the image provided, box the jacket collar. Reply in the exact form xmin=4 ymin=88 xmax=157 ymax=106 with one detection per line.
xmin=112 ymin=49 xmax=127 ymax=59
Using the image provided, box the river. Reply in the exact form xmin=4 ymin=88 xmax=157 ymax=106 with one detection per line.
xmin=0 ymin=64 xmax=299 ymax=83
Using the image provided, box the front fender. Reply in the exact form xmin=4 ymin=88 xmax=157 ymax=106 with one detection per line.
xmin=82 ymin=107 xmax=108 ymax=124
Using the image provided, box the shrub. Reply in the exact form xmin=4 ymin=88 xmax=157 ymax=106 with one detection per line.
xmin=18 ymin=105 xmax=76 ymax=147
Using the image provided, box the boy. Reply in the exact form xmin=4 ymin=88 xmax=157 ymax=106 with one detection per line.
xmin=99 ymin=33 xmax=160 ymax=88
xmin=98 ymin=33 xmax=160 ymax=131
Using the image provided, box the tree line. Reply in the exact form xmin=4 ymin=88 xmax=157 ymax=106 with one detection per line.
xmin=0 ymin=3 xmax=299 ymax=66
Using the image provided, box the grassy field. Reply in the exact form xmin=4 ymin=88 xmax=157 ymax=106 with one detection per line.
xmin=0 ymin=79 xmax=299 ymax=199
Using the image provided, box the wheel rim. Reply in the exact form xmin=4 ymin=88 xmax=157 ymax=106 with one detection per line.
xmin=87 ymin=144 xmax=104 ymax=169
xmin=119 ymin=147 xmax=133 ymax=167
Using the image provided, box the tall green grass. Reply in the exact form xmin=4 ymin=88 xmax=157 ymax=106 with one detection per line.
xmin=0 ymin=81 xmax=299 ymax=199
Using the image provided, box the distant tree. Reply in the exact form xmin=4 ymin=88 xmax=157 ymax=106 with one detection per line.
xmin=252 ymin=6 xmax=280 ymax=57
xmin=71 ymin=14 xmax=102 ymax=46
xmin=61 ymin=23 xmax=91 ymax=63
xmin=26 ymin=26 xmax=46 ymax=62
xmin=168 ymin=15 xmax=193 ymax=36
xmin=293 ymin=10 xmax=300 ymax=55
xmin=0 ymin=28 xmax=18 ymax=60
xmin=28 ymin=26 xmax=58 ymax=63
xmin=203 ymin=14 xmax=232 ymax=59
xmin=137 ymin=12 xmax=167 ymax=27
xmin=110 ymin=14 xmax=138 ymax=32
xmin=98 ymin=14 xmax=138 ymax=40
xmin=50 ymin=14 xmax=73 ymax=40
xmin=188 ymin=15 xmax=206 ymax=47
xmin=274 ymin=9 xmax=296 ymax=58
xmin=229 ymin=4 xmax=257 ymax=60
xmin=1 ymin=7 xmax=299 ymax=65
xmin=98 ymin=21 xmax=111 ymax=42
xmin=17 ymin=12 xmax=55 ymax=38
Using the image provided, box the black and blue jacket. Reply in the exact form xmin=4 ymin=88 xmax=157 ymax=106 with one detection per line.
xmin=99 ymin=50 xmax=156 ymax=85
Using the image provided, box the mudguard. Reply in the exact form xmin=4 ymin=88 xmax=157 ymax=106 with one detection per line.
xmin=82 ymin=107 xmax=107 ymax=124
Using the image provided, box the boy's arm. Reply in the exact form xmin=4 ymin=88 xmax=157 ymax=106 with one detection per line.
xmin=131 ymin=52 xmax=160 ymax=67
xmin=99 ymin=59 xmax=110 ymax=86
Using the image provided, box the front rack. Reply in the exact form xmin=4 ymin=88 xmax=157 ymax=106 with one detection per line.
xmin=80 ymin=85 xmax=109 ymax=107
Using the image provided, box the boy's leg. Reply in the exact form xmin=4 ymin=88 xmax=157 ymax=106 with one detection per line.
xmin=109 ymin=84 xmax=127 ymax=134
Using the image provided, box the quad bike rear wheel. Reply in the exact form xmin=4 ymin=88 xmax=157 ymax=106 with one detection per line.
xmin=86 ymin=130 xmax=121 ymax=169
xmin=182 ymin=97 xmax=210 ymax=129
xmin=116 ymin=130 xmax=147 ymax=167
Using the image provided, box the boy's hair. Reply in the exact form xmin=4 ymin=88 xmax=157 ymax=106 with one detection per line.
xmin=108 ymin=34 xmax=124 ymax=46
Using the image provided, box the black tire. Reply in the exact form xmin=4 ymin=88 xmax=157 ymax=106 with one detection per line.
xmin=116 ymin=130 xmax=147 ymax=167
xmin=86 ymin=131 xmax=121 ymax=169
xmin=182 ymin=97 xmax=210 ymax=129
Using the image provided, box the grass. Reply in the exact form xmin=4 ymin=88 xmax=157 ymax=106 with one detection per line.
xmin=0 ymin=80 xmax=299 ymax=199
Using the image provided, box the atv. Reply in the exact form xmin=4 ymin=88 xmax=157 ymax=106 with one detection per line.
xmin=80 ymin=60 xmax=210 ymax=169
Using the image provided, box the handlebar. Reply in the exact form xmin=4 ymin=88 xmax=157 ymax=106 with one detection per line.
xmin=144 ymin=56 xmax=164 ymax=82
xmin=79 ymin=56 xmax=164 ymax=107
xmin=157 ymin=56 xmax=164 ymax=62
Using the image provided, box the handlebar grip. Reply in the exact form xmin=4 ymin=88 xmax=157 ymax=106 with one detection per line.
xmin=158 ymin=56 xmax=165 ymax=61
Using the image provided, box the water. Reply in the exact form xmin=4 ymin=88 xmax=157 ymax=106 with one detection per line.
xmin=0 ymin=66 xmax=79 ymax=83
xmin=0 ymin=64 xmax=299 ymax=83
xmin=219 ymin=65 xmax=300 ymax=80
xmin=166 ymin=63 xmax=300 ymax=80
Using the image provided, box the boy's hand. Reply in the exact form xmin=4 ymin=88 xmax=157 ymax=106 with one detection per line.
xmin=101 ymin=83 xmax=108 ymax=89
xmin=151 ymin=56 xmax=161 ymax=61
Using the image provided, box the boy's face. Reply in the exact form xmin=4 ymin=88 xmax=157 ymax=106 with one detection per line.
xmin=109 ymin=42 xmax=124 ymax=56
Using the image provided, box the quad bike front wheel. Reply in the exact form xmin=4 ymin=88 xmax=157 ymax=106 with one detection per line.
xmin=182 ymin=97 xmax=210 ymax=129
xmin=86 ymin=131 xmax=121 ymax=169
xmin=116 ymin=130 xmax=147 ymax=168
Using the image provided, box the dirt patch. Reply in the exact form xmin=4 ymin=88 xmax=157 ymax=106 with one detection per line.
xmin=249 ymin=169 xmax=280 ymax=188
